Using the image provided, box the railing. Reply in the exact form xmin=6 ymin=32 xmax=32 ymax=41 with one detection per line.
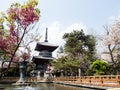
xmin=0 ymin=77 xmax=38 ymax=83
xmin=0 ymin=77 xmax=19 ymax=83
xmin=1 ymin=75 xmax=120 ymax=87
xmin=53 ymin=75 xmax=120 ymax=87
xmin=0 ymin=77 xmax=51 ymax=83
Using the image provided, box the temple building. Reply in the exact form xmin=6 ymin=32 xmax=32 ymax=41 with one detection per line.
xmin=32 ymin=28 xmax=58 ymax=80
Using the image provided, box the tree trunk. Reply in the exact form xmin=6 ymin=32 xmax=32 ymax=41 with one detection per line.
xmin=108 ymin=44 xmax=118 ymax=74
xmin=0 ymin=28 xmax=26 ymax=78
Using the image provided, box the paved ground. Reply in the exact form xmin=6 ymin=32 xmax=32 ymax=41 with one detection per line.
xmin=107 ymin=88 xmax=120 ymax=90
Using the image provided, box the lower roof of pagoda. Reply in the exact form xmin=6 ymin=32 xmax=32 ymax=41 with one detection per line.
xmin=35 ymin=42 xmax=58 ymax=52
xmin=32 ymin=56 xmax=55 ymax=60
xmin=32 ymin=56 xmax=54 ymax=64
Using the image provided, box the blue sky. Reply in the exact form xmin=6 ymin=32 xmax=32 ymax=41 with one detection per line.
xmin=0 ymin=0 xmax=120 ymax=56
xmin=38 ymin=0 xmax=120 ymax=54
xmin=39 ymin=0 xmax=120 ymax=31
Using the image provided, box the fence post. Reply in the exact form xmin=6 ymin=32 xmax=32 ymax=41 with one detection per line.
xmin=89 ymin=77 xmax=91 ymax=85
xmin=100 ymin=76 xmax=103 ymax=86
xmin=116 ymin=75 xmax=120 ymax=86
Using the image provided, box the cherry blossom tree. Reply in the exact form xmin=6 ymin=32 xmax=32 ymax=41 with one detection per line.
xmin=0 ymin=0 xmax=40 ymax=77
xmin=102 ymin=18 xmax=120 ymax=74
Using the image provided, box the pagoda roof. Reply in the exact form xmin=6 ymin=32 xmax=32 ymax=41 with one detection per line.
xmin=35 ymin=42 xmax=58 ymax=52
xmin=32 ymin=56 xmax=55 ymax=64
xmin=33 ymin=56 xmax=55 ymax=60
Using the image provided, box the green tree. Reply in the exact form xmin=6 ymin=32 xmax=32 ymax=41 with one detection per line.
xmin=52 ymin=56 xmax=79 ymax=76
xmin=91 ymin=60 xmax=109 ymax=75
xmin=63 ymin=30 xmax=96 ymax=75
xmin=52 ymin=30 xmax=96 ymax=76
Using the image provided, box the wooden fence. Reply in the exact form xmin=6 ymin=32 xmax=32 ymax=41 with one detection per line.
xmin=54 ymin=75 xmax=120 ymax=87
xmin=0 ymin=75 xmax=120 ymax=87
xmin=0 ymin=77 xmax=37 ymax=83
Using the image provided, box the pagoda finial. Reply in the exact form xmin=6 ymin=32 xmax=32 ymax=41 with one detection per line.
xmin=45 ymin=28 xmax=48 ymax=42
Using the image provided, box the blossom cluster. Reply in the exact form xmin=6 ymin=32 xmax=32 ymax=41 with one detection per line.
xmin=7 ymin=1 xmax=40 ymax=26
xmin=0 ymin=0 xmax=40 ymax=62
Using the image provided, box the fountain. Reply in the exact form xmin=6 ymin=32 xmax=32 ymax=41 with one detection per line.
xmin=12 ymin=51 xmax=31 ymax=86
xmin=17 ymin=61 xmax=27 ymax=83
xmin=12 ymin=61 xmax=30 ymax=86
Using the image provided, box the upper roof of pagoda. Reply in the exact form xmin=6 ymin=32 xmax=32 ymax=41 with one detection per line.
xmin=35 ymin=42 xmax=58 ymax=52
xmin=35 ymin=28 xmax=58 ymax=52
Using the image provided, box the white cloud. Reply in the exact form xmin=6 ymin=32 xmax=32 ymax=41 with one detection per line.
xmin=40 ymin=21 xmax=87 ymax=46
xmin=63 ymin=23 xmax=87 ymax=34
xmin=40 ymin=21 xmax=64 ymax=46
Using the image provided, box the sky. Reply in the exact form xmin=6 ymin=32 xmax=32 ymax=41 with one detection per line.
xmin=0 ymin=0 xmax=120 ymax=57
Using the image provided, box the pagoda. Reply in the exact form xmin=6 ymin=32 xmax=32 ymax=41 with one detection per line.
xmin=32 ymin=28 xmax=58 ymax=80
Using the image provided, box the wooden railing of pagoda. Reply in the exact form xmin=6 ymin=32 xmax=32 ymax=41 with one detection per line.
xmin=53 ymin=75 xmax=120 ymax=87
